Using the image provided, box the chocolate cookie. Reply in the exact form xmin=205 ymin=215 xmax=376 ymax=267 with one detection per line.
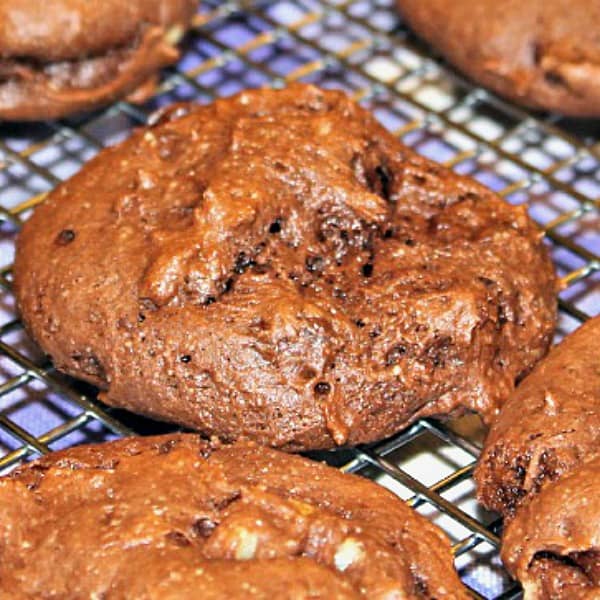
xmin=14 ymin=85 xmax=557 ymax=450
xmin=396 ymin=0 xmax=600 ymax=117
xmin=0 ymin=0 xmax=198 ymax=121
xmin=501 ymin=457 xmax=600 ymax=600
xmin=475 ymin=316 xmax=600 ymax=516
xmin=0 ymin=434 xmax=468 ymax=598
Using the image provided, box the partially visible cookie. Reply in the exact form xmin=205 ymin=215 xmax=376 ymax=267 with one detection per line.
xmin=502 ymin=457 xmax=600 ymax=600
xmin=396 ymin=0 xmax=600 ymax=117
xmin=0 ymin=434 xmax=468 ymax=599
xmin=475 ymin=316 xmax=600 ymax=516
xmin=0 ymin=0 xmax=198 ymax=121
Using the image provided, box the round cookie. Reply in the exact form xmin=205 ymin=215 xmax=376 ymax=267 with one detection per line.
xmin=396 ymin=0 xmax=600 ymax=117
xmin=0 ymin=434 xmax=469 ymax=598
xmin=0 ymin=0 xmax=198 ymax=121
xmin=14 ymin=84 xmax=557 ymax=450
xmin=475 ymin=316 xmax=600 ymax=516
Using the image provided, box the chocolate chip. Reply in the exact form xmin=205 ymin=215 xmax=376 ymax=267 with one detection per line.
xmin=478 ymin=276 xmax=495 ymax=288
xmin=166 ymin=531 xmax=191 ymax=547
xmin=355 ymin=319 xmax=365 ymax=328
xmin=314 ymin=381 xmax=331 ymax=395
xmin=413 ymin=573 xmax=429 ymax=596
xmin=305 ymin=255 xmax=324 ymax=273
xmin=544 ymin=70 xmax=566 ymax=87
xmin=213 ymin=490 xmax=241 ymax=511
xmin=180 ymin=355 xmax=191 ymax=363
xmin=497 ymin=304 xmax=508 ymax=326
xmin=56 ymin=229 xmax=75 ymax=245
xmin=300 ymin=366 xmax=317 ymax=380
xmin=221 ymin=278 xmax=234 ymax=294
xmin=234 ymin=252 xmax=256 ymax=274
xmin=514 ymin=464 xmax=526 ymax=483
xmin=192 ymin=518 xmax=217 ymax=538
xmin=361 ymin=263 xmax=373 ymax=278
xmin=204 ymin=296 xmax=216 ymax=306
xmin=269 ymin=219 xmax=282 ymax=234
xmin=457 ymin=191 xmax=480 ymax=203
xmin=374 ymin=164 xmax=392 ymax=201
xmin=386 ymin=345 xmax=407 ymax=366
xmin=534 ymin=550 xmax=579 ymax=569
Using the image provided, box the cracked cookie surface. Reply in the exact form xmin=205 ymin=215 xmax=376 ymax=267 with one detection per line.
xmin=0 ymin=434 xmax=468 ymax=599
xmin=14 ymin=84 xmax=557 ymax=450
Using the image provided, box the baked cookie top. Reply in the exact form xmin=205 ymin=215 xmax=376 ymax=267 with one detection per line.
xmin=0 ymin=0 xmax=195 ymax=61
xmin=0 ymin=0 xmax=197 ymax=120
xmin=0 ymin=434 xmax=468 ymax=599
xmin=397 ymin=0 xmax=600 ymax=117
xmin=14 ymin=84 xmax=557 ymax=449
xmin=475 ymin=316 xmax=600 ymax=516
xmin=502 ymin=456 xmax=600 ymax=599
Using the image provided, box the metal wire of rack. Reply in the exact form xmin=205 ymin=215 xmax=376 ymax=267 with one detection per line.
xmin=0 ymin=1 xmax=598 ymax=598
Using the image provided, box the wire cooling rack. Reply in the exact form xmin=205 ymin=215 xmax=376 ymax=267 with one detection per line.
xmin=0 ymin=1 xmax=599 ymax=598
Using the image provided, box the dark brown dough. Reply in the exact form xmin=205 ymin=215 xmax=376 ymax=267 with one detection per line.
xmin=0 ymin=434 xmax=468 ymax=599
xmin=501 ymin=457 xmax=600 ymax=600
xmin=14 ymin=84 xmax=557 ymax=450
xmin=475 ymin=316 xmax=600 ymax=516
xmin=0 ymin=0 xmax=198 ymax=120
xmin=396 ymin=0 xmax=600 ymax=117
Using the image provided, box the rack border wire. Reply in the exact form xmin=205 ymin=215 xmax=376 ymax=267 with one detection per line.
xmin=0 ymin=1 xmax=598 ymax=598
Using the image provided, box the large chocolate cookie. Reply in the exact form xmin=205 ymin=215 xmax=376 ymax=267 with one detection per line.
xmin=0 ymin=0 xmax=197 ymax=121
xmin=396 ymin=0 xmax=600 ymax=117
xmin=475 ymin=316 xmax=600 ymax=516
xmin=0 ymin=434 xmax=468 ymax=598
xmin=502 ymin=457 xmax=600 ymax=600
xmin=14 ymin=85 xmax=557 ymax=450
